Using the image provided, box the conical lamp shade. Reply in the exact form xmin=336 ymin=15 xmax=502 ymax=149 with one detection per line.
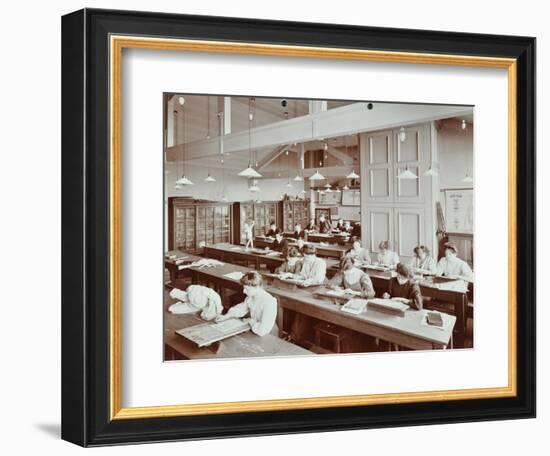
xmin=286 ymin=182 xmax=293 ymax=188
xmin=205 ymin=174 xmax=216 ymax=182
xmin=249 ymin=185 xmax=261 ymax=192
xmin=324 ymin=183 xmax=332 ymax=189
xmin=397 ymin=168 xmax=418 ymax=180
xmin=342 ymin=184 xmax=349 ymax=190
xmin=293 ymin=175 xmax=303 ymax=181
xmin=325 ymin=188 xmax=333 ymax=193
xmin=238 ymin=166 xmax=263 ymax=178
xmin=462 ymin=174 xmax=474 ymax=183
xmin=346 ymin=170 xmax=360 ymax=179
xmin=335 ymin=188 xmax=341 ymax=193
xmin=309 ymin=170 xmax=325 ymax=181
xmin=176 ymin=175 xmax=194 ymax=185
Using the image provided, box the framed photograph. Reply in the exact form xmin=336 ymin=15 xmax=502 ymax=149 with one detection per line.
xmin=62 ymin=8 xmax=535 ymax=447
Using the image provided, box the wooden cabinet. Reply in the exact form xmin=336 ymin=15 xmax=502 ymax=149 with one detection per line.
xmin=233 ymin=201 xmax=279 ymax=244
xmin=168 ymin=198 xmax=232 ymax=252
xmin=279 ymin=200 xmax=310 ymax=232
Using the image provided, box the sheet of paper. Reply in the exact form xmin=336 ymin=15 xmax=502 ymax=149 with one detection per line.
xmin=434 ymin=280 xmax=468 ymax=293
xmin=224 ymin=271 xmax=245 ymax=281
xmin=341 ymin=298 xmax=368 ymax=314
xmin=211 ymin=318 xmax=249 ymax=332
xmin=326 ymin=289 xmax=345 ymax=297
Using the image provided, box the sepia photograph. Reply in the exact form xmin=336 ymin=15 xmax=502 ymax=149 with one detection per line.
xmin=163 ymin=94 xmax=475 ymax=360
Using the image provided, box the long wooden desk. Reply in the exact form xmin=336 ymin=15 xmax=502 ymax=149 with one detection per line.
xmin=185 ymin=261 xmax=456 ymax=351
xmin=299 ymin=232 xmax=350 ymax=245
xmin=203 ymin=242 xmax=339 ymax=273
xmin=271 ymin=286 xmax=455 ymax=350
xmin=327 ymin=263 xmax=470 ymax=347
xmin=164 ymin=292 xmax=311 ymax=359
xmin=254 ymin=236 xmax=348 ymax=260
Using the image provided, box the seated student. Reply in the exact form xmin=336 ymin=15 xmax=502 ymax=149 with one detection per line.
xmin=343 ymin=220 xmax=353 ymax=234
xmin=318 ymin=214 xmax=332 ymax=234
xmin=350 ymin=221 xmax=361 ymax=239
xmin=383 ymin=263 xmax=423 ymax=310
xmin=326 ymin=257 xmax=375 ymax=298
xmin=275 ymin=246 xmax=303 ymax=275
xmin=335 ymin=218 xmax=345 ymax=231
xmin=243 ymin=219 xmax=255 ymax=249
xmin=265 ymin=221 xmax=280 ymax=238
xmin=436 ymin=242 xmax=474 ymax=281
xmin=410 ymin=245 xmax=437 ymax=274
xmin=376 ymin=240 xmax=400 ymax=268
xmin=304 ymin=218 xmax=318 ymax=233
xmin=295 ymin=244 xmax=327 ymax=286
xmin=295 ymin=238 xmax=306 ymax=254
xmin=293 ymin=222 xmax=306 ymax=239
xmin=346 ymin=237 xmax=371 ymax=265
xmin=215 ymin=271 xmax=277 ymax=337
xmin=272 ymin=232 xmax=288 ymax=252
xmin=168 ymin=285 xmax=223 ymax=321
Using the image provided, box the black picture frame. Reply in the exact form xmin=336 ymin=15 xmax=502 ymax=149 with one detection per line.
xmin=62 ymin=8 xmax=535 ymax=447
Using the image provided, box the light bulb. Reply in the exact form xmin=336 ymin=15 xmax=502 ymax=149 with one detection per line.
xmin=461 ymin=119 xmax=467 ymax=130
xmin=399 ymin=127 xmax=407 ymax=143
xmin=178 ymin=96 xmax=185 ymax=106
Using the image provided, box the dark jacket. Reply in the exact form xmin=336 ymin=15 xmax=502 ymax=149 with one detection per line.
xmin=387 ymin=278 xmax=423 ymax=310
xmin=266 ymin=228 xmax=281 ymax=237
xmin=293 ymin=229 xmax=306 ymax=239
xmin=318 ymin=219 xmax=332 ymax=234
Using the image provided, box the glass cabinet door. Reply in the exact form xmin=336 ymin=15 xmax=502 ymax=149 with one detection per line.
xmin=254 ymin=205 xmax=266 ymax=236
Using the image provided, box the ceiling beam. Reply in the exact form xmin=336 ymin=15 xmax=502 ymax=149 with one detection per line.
xmin=325 ymin=145 xmax=354 ymax=165
xmin=165 ymin=102 xmax=472 ymax=162
xmin=259 ymin=165 xmax=355 ymax=180
xmin=256 ymin=144 xmax=294 ymax=170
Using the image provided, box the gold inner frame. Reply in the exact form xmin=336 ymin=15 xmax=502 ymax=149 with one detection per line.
xmin=109 ymin=35 xmax=517 ymax=420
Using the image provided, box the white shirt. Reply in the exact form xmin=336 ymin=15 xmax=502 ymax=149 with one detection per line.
xmin=436 ymin=256 xmax=474 ymax=281
xmin=169 ymin=285 xmax=223 ymax=320
xmin=243 ymin=223 xmax=253 ymax=240
xmin=410 ymin=255 xmax=437 ymax=273
xmin=226 ymin=288 xmax=278 ymax=336
xmin=298 ymin=256 xmax=327 ymax=284
xmin=377 ymin=250 xmax=400 ymax=267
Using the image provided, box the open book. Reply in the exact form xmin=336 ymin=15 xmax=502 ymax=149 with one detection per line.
xmin=367 ymin=298 xmax=409 ymax=316
xmin=341 ymin=298 xmax=369 ymax=315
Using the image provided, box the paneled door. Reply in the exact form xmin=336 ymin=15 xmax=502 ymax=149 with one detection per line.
xmin=393 ymin=125 xmax=424 ymax=204
xmin=394 ymin=207 xmax=425 ymax=263
xmin=365 ymin=207 xmax=393 ymax=256
xmin=365 ymin=130 xmax=393 ymax=204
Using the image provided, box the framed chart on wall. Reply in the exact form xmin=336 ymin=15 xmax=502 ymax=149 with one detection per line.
xmin=342 ymin=189 xmax=361 ymax=206
xmin=444 ymin=188 xmax=474 ymax=234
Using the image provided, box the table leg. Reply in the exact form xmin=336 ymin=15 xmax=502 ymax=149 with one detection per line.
xmin=454 ymin=295 xmax=466 ymax=348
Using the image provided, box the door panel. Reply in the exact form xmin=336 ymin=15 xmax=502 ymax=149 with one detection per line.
xmin=395 ymin=208 xmax=424 ymax=262
xmin=396 ymin=166 xmax=420 ymax=197
xmin=369 ymin=169 xmax=390 ymax=197
xmin=367 ymin=209 xmax=392 ymax=255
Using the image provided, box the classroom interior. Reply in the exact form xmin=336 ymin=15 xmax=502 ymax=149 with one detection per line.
xmin=163 ymin=94 xmax=475 ymax=360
